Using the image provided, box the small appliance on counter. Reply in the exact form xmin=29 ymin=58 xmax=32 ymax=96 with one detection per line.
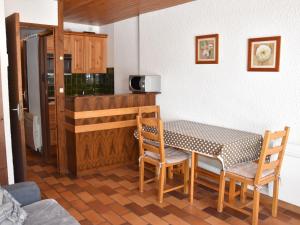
xmin=129 ymin=75 xmax=161 ymax=93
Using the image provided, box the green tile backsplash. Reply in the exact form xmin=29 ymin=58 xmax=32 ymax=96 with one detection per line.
xmin=64 ymin=68 xmax=114 ymax=96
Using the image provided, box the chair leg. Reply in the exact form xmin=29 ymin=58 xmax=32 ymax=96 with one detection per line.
xmin=183 ymin=160 xmax=189 ymax=194
xmin=217 ymin=171 xmax=226 ymax=212
xmin=252 ymin=187 xmax=260 ymax=225
xmin=272 ymin=177 xmax=279 ymax=217
xmin=194 ymin=154 xmax=198 ymax=179
xmin=139 ymin=158 xmax=144 ymax=193
xmin=229 ymin=179 xmax=236 ymax=204
xmin=158 ymin=165 xmax=166 ymax=203
xmin=168 ymin=166 xmax=174 ymax=179
xmin=240 ymin=182 xmax=247 ymax=203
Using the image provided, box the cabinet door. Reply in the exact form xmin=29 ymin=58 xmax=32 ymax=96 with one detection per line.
xmin=47 ymin=35 xmax=54 ymax=53
xmin=85 ymin=36 xmax=107 ymax=73
xmin=64 ymin=34 xmax=71 ymax=54
xmin=71 ymin=35 xmax=85 ymax=73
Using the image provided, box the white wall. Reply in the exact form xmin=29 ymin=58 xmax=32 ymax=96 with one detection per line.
xmin=64 ymin=22 xmax=101 ymax=33
xmin=4 ymin=0 xmax=58 ymax=25
xmin=100 ymin=24 xmax=114 ymax=68
xmin=0 ymin=1 xmax=14 ymax=184
xmin=108 ymin=0 xmax=300 ymax=206
xmin=113 ymin=17 xmax=139 ymax=94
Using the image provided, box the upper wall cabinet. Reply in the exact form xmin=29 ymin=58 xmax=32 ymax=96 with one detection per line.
xmin=47 ymin=32 xmax=107 ymax=74
xmin=85 ymin=36 xmax=107 ymax=74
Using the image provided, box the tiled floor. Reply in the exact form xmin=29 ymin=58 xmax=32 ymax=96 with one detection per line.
xmin=27 ymin=151 xmax=300 ymax=225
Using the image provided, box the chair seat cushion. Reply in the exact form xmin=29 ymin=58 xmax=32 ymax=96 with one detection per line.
xmin=145 ymin=147 xmax=189 ymax=164
xmin=227 ymin=162 xmax=274 ymax=179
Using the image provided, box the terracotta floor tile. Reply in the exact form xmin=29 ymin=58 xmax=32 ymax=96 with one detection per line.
xmin=122 ymin=212 xmax=148 ymax=225
xmin=182 ymin=205 xmax=211 ymax=220
xmin=128 ymin=194 xmax=151 ymax=207
xmin=44 ymin=189 xmax=60 ymax=199
xmin=165 ymin=196 xmax=189 ymax=209
xmin=225 ymin=217 xmax=249 ymax=225
xmin=205 ymin=216 xmax=231 ymax=225
xmin=142 ymin=213 xmax=169 ymax=225
xmin=109 ymin=203 xmax=130 ymax=216
xmin=183 ymin=215 xmax=211 ymax=225
xmin=68 ymin=207 xmax=85 ymax=221
xmin=82 ymin=210 xmax=106 ymax=225
xmin=78 ymin=191 xmax=96 ymax=203
xmin=44 ymin=176 xmax=59 ymax=185
xmin=61 ymin=191 xmax=79 ymax=202
xmin=102 ymin=210 xmax=126 ymax=225
xmin=145 ymin=204 xmax=169 ymax=217
xmin=94 ymin=192 xmax=114 ymax=205
xmin=72 ymin=199 xmax=90 ymax=212
xmin=125 ymin=203 xmax=149 ymax=216
xmin=119 ymin=180 xmax=137 ymax=191
xmin=26 ymin=152 xmax=300 ymax=225
xmin=163 ymin=214 xmax=190 ymax=225
xmin=111 ymin=193 xmax=132 ymax=205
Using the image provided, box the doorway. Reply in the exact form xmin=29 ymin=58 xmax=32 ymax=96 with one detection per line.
xmin=20 ymin=24 xmax=58 ymax=169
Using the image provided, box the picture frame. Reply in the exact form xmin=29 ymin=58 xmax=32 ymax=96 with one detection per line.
xmin=247 ymin=36 xmax=281 ymax=72
xmin=195 ymin=34 xmax=219 ymax=64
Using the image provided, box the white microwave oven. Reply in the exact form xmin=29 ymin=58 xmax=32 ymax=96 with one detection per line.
xmin=129 ymin=75 xmax=161 ymax=93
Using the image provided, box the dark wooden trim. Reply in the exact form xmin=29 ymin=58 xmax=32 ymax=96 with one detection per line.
xmin=20 ymin=22 xmax=56 ymax=30
xmin=247 ymin=36 xmax=281 ymax=72
xmin=55 ymin=0 xmax=67 ymax=174
xmin=64 ymin=31 xmax=107 ymax=37
xmin=38 ymin=36 xmax=50 ymax=161
xmin=195 ymin=34 xmax=219 ymax=64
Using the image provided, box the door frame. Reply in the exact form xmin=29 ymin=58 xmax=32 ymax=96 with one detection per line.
xmin=20 ymin=22 xmax=58 ymax=165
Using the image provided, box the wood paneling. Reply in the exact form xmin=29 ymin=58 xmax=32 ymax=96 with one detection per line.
xmin=55 ymin=0 xmax=67 ymax=174
xmin=65 ymin=93 xmax=157 ymax=176
xmin=64 ymin=34 xmax=71 ymax=54
xmin=63 ymin=0 xmax=193 ymax=26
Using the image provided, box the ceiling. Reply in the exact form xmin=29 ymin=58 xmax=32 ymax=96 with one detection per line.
xmin=63 ymin=0 xmax=193 ymax=26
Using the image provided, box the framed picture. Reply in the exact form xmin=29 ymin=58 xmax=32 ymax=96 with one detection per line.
xmin=247 ymin=36 xmax=281 ymax=72
xmin=195 ymin=34 xmax=219 ymax=64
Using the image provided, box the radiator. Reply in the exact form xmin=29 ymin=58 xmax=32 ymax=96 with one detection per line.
xmin=24 ymin=112 xmax=42 ymax=152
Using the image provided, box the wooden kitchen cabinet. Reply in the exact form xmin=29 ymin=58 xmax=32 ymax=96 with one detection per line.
xmin=85 ymin=36 xmax=107 ymax=73
xmin=46 ymin=35 xmax=54 ymax=53
xmin=71 ymin=33 xmax=107 ymax=74
xmin=64 ymin=34 xmax=72 ymax=54
xmin=71 ymin=35 xmax=85 ymax=73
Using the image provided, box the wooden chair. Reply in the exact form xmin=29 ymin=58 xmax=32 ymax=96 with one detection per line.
xmin=217 ymin=127 xmax=290 ymax=225
xmin=138 ymin=105 xmax=160 ymax=119
xmin=137 ymin=115 xmax=190 ymax=203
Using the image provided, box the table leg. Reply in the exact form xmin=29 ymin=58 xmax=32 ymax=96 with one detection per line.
xmin=189 ymin=152 xmax=195 ymax=204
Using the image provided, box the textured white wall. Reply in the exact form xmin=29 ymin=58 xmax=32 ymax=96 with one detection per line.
xmin=100 ymin=24 xmax=114 ymax=68
xmin=109 ymin=0 xmax=300 ymax=206
xmin=0 ymin=0 xmax=14 ymax=183
xmin=113 ymin=17 xmax=139 ymax=94
xmin=4 ymin=0 xmax=58 ymax=25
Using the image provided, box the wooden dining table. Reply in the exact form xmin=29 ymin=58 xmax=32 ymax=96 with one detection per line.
xmin=136 ymin=120 xmax=263 ymax=203
xmin=162 ymin=120 xmax=263 ymax=203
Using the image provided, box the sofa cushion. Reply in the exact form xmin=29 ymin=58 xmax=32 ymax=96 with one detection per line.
xmin=0 ymin=187 xmax=27 ymax=225
xmin=4 ymin=182 xmax=41 ymax=207
xmin=23 ymin=199 xmax=80 ymax=225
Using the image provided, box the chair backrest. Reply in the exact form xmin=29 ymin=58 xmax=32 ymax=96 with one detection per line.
xmin=136 ymin=116 xmax=165 ymax=163
xmin=138 ymin=105 xmax=160 ymax=119
xmin=255 ymin=126 xmax=290 ymax=184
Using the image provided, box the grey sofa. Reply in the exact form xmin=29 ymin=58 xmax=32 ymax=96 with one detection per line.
xmin=4 ymin=182 xmax=79 ymax=225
